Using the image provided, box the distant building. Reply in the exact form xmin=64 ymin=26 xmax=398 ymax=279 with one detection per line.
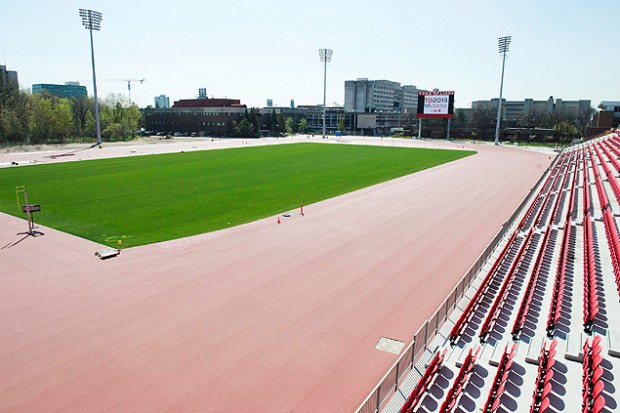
xmin=258 ymin=104 xmax=355 ymax=135
xmin=143 ymin=89 xmax=247 ymax=136
xmin=591 ymin=101 xmax=620 ymax=129
xmin=32 ymin=82 xmax=87 ymax=99
xmin=172 ymin=97 xmax=244 ymax=108
xmin=266 ymin=99 xmax=273 ymax=107
xmin=472 ymin=96 xmax=591 ymax=122
xmin=344 ymin=78 xmax=419 ymax=113
xmin=290 ymin=99 xmax=294 ymax=109
xmin=154 ymin=95 xmax=170 ymax=109
xmin=0 ymin=64 xmax=19 ymax=93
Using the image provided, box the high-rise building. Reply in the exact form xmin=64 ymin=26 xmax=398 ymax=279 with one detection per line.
xmin=402 ymin=85 xmax=419 ymax=113
xmin=32 ymin=82 xmax=87 ymax=99
xmin=198 ymin=88 xmax=207 ymax=99
xmin=266 ymin=99 xmax=273 ymax=107
xmin=0 ymin=64 xmax=19 ymax=93
xmin=344 ymin=78 xmax=418 ymax=113
xmin=154 ymin=95 xmax=170 ymax=109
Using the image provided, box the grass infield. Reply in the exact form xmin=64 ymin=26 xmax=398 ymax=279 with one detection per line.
xmin=0 ymin=143 xmax=475 ymax=247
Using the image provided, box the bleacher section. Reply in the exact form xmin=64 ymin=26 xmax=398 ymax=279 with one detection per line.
xmin=377 ymin=133 xmax=620 ymax=413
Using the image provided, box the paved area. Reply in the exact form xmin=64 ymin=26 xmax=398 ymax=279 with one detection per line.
xmin=0 ymin=137 xmax=551 ymax=412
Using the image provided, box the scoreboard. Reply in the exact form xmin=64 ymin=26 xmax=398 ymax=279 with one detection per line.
xmin=417 ymin=90 xmax=455 ymax=118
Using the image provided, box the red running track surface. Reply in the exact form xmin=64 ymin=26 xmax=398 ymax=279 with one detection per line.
xmin=0 ymin=139 xmax=551 ymax=412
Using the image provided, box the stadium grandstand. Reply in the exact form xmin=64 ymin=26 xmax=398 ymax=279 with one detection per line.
xmin=360 ymin=131 xmax=620 ymax=413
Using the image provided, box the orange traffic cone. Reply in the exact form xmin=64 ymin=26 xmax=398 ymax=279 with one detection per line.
xmin=277 ymin=216 xmax=281 ymax=224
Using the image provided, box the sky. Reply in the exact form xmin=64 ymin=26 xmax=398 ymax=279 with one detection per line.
xmin=1 ymin=0 xmax=619 ymax=109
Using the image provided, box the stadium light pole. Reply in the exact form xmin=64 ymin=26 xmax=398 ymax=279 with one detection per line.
xmin=319 ymin=48 xmax=333 ymax=139
xmin=494 ymin=35 xmax=511 ymax=146
xmin=79 ymin=8 xmax=103 ymax=146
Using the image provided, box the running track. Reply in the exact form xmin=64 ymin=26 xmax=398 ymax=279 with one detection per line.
xmin=0 ymin=138 xmax=552 ymax=412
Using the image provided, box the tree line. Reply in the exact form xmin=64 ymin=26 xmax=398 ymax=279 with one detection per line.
xmin=0 ymin=81 xmax=142 ymax=145
xmin=462 ymin=103 xmax=593 ymax=143
xmin=401 ymin=103 xmax=594 ymax=143
xmin=231 ymin=108 xmax=309 ymax=138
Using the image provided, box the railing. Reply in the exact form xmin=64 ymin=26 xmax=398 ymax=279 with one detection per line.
xmin=354 ymin=149 xmax=561 ymax=413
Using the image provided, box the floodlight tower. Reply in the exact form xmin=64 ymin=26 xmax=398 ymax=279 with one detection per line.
xmin=494 ymin=35 xmax=511 ymax=146
xmin=79 ymin=8 xmax=103 ymax=146
xmin=319 ymin=48 xmax=333 ymax=139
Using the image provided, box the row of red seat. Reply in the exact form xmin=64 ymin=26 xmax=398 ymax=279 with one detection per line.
xmin=482 ymin=343 xmax=517 ymax=413
xmin=548 ymin=152 xmax=575 ymax=225
xmin=399 ymin=348 xmax=446 ymax=413
xmin=479 ymin=229 xmax=533 ymax=342
xmin=594 ymin=139 xmax=620 ymax=300
xmin=546 ymin=219 xmax=573 ymax=336
xmin=529 ymin=340 xmax=557 ymax=413
xmin=449 ymin=151 xmax=577 ymax=345
xmin=449 ymin=231 xmax=519 ymax=345
xmin=582 ymin=212 xmax=599 ymax=333
xmin=583 ymin=148 xmax=592 ymax=216
xmin=593 ymin=143 xmax=620 ymax=205
xmin=512 ymin=225 xmax=552 ymax=340
xmin=589 ymin=146 xmax=610 ymax=210
xmin=601 ymin=207 xmax=620 ymax=300
xmin=531 ymin=154 xmax=571 ymax=229
xmin=544 ymin=149 xmax=581 ymax=337
xmin=582 ymin=335 xmax=606 ymax=413
xmin=517 ymin=157 xmax=562 ymax=231
xmin=439 ymin=346 xmax=480 ymax=412
xmin=601 ymin=140 xmax=620 ymax=172
xmin=512 ymin=151 xmax=577 ymax=340
xmin=608 ymin=134 xmax=620 ymax=158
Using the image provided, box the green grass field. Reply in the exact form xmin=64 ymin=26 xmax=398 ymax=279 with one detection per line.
xmin=0 ymin=143 xmax=475 ymax=247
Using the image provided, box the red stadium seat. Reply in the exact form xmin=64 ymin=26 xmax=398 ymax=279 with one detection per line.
xmin=540 ymin=382 xmax=552 ymax=400
xmin=491 ymin=397 xmax=501 ymax=412
xmin=592 ymin=366 xmax=604 ymax=384
xmin=592 ymin=353 xmax=603 ymax=371
xmin=539 ymin=396 xmax=551 ymax=412
xmin=592 ymin=379 xmax=604 ymax=400
xmin=592 ymin=395 xmax=606 ymax=413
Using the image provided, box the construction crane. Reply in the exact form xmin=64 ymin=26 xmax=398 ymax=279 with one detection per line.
xmin=78 ymin=78 xmax=145 ymax=104
xmin=109 ymin=78 xmax=144 ymax=104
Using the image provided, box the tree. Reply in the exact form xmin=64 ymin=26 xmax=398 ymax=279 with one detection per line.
xmin=337 ymin=116 xmax=345 ymax=132
xmin=530 ymin=109 xmax=557 ymax=129
xmin=285 ymin=116 xmax=294 ymax=135
xmin=269 ymin=109 xmax=277 ymax=135
xmin=454 ymin=109 xmax=467 ymax=126
xmin=470 ymin=102 xmax=496 ymax=139
xmin=70 ymin=96 xmax=91 ymax=138
xmin=0 ymin=106 xmax=21 ymax=143
xmin=554 ymin=120 xmax=578 ymax=144
xmin=298 ymin=117 xmax=308 ymax=134
xmin=573 ymin=107 xmax=594 ymax=138
xmin=101 ymin=93 xmax=143 ymax=140
xmin=403 ymin=110 xmax=417 ymax=135
xmin=28 ymin=93 xmax=73 ymax=143
xmin=276 ymin=113 xmax=286 ymax=135
xmin=232 ymin=119 xmax=255 ymax=137
xmin=248 ymin=107 xmax=260 ymax=136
